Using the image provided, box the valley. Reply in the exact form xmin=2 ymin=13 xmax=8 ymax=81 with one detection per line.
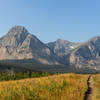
xmin=1 ymin=1 xmax=100 ymax=100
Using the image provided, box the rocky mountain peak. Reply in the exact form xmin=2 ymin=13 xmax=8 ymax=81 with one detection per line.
xmin=0 ymin=26 xmax=59 ymax=65
xmin=88 ymin=36 xmax=100 ymax=43
xmin=0 ymin=26 xmax=30 ymax=47
xmin=47 ymin=39 xmax=80 ymax=57
xmin=7 ymin=26 xmax=29 ymax=36
xmin=69 ymin=35 xmax=100 ymax=68
xmin=56 ymin=39 xmax=70 ymax=44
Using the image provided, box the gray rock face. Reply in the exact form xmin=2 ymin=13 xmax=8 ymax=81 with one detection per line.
xmin=0 ymin=26 xmax=59 ymax=65
xmin=48 ymin=36 xmax=100 ymax=69
xmin=69 ymin=36 xmax=100 ymax=69
xmin=1 ymin=26 xmax=100 ymax=70
xmin=47 ymin=39 xmax=80 ymax=57
xmin=0 ymin=26 xmax=29 ymax=47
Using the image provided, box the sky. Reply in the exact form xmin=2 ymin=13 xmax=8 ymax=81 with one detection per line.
xmin=0 ymin=0 xmax=100 ymax=43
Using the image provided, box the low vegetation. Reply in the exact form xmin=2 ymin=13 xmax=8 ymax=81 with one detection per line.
xmin=0 ymin=74 xmax=88 ymax=100
xmin=92 ymin=74 xmax=100 ymax=100
xmin=0 ymin=69 xmax=50 ymax=81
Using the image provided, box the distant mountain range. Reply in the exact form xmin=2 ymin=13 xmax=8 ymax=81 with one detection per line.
xmin=0 ymin=26 xmax=100 ymax=72
xmin=47 ymin=39 xmax=81 ymax=56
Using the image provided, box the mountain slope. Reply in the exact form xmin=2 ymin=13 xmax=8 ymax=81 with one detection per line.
xmin=69 ymin=36 xmax=100 ymax=69
xmin=47 ymin=39 xmax=80 ymax=56
xmin=1 ymin=26 xmax=100 ymax=71
xmin=0 ymin=26 xmax=59 ymax=65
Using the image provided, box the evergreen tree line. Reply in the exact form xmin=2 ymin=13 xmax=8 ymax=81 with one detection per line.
xmin=0 ymin=69 xmax=51 ymax=81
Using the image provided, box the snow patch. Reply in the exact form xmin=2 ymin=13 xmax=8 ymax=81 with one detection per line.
xmin=70 ymin=46 xmax=74 ymax=49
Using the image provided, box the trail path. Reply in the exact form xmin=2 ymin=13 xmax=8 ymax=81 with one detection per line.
xmin=84 ymin=76 xmax=93 ymax=100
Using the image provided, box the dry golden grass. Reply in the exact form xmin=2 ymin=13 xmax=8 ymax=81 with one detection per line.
xmin=92 ymin=74 xmax=100 ymax=100
xmin=0 ymin=73 xmax=89 ymax=100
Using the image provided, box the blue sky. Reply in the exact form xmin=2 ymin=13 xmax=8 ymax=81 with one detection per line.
xmin=0 ymin=0 xmax=100 ymax=43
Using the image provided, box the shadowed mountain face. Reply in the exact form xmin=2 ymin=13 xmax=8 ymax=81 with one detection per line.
xmin=69 ymin=36 xmax=100 ymax=69
xmin=0 ymin=26 xmax=59 ymax=65
xmin=47 ymin=39 xmax=80 ymax=57
xmin=47 ymin=36 xmax=100 ymax=70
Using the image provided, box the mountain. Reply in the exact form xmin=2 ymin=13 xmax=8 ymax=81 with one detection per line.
xmin=69 ymin=36 xmax=100 ymax=70
xmin=47 ymin=39 xmax=80 ymax=56
xmin=47 ymin=36 xmax=100 ymax=71
xmin=0 ymin=26 xmax=59 ymax=65
xmin=1 ymin=26 xmax=100 ymax=73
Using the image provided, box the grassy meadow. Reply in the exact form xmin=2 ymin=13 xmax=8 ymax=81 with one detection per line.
xmin=92 ymin=74 xmax=100 ymax=100
xmin=0 ymin=73 xmax=89 ymax=100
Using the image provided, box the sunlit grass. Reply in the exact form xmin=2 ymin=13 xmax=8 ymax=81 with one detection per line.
xmin=0 ymin=73 xmax=89 ymax=100
xmin=92 ymin=74 xmax=100 ymax=100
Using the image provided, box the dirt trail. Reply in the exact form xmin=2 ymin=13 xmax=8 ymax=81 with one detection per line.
xmin=84 ymin=76 xmax=93 ymax=100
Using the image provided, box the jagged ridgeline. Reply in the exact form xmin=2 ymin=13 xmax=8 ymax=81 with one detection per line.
xmin=0 ymin=26 xmax=59 ymax=65
xmin=0 ymin=26 xmax=65 ymax=73
xmin=0 ymin=26 xmax=100 ymax=73
xmin=47 ymin=36 xmax=100 ymax=71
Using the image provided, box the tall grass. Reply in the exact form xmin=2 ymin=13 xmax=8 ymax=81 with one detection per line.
xmin=92 ymin=74 xmax=100 ymax=100
xmin=0 ymin=74 xmax=88 ymax=100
